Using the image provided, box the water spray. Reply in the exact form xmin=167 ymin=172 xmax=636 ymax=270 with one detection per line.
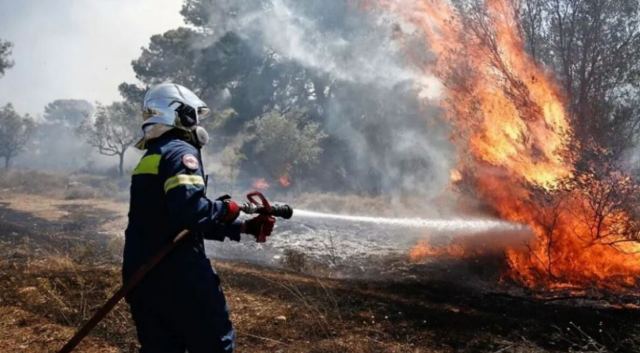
xmin=293 ymin=209 xmax=524 ymax=233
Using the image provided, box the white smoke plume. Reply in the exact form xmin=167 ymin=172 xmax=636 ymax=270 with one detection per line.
xmin=198 ymin=0 xmax=454 ymax=211
xmin=198 ymin=0 xmax=441 ymax=93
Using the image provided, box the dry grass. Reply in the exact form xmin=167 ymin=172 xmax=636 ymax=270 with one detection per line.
xmin=0 ymin=247 xmax=134 ymax=352
xmin=0 ymin=170 xmax=69 ymax=197
xmin=0 ymin=170 xmax=126 ymax=201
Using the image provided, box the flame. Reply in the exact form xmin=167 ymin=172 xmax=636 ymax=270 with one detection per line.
xmin=371 ymin=0 xmax=640 ymax=290
xmin=279 ymin=174 xmax=291 ymax=188
xmin=409 ymin=240 xmax=466 ymax=260
xmin=449 ymin=169 xmax=462 ymax=183
xmin=252 ymin=178 xmax=270 ymax=191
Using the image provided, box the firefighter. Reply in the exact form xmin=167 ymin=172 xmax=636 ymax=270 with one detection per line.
xmin=123 ymin=83 xmax=273 ymax=353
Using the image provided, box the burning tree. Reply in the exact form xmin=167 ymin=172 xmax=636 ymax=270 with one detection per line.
xmin=373 ymin=0 xmax=640 ymax=291
xmin=516 ymin=0 xmax=640 ymax=159
xmin=79 ymin=102 xmax=139 ymax=177
xmin=0 ymin=104 xmax=35 ymax=169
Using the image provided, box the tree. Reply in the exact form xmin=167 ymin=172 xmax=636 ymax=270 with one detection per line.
xmin=129 ymin=22 xmax=325 ymax=137
xmin=132 ymin=28 xmax=204 ymax=89
xmin=79 ymin=102 xmax=139 ymax=177
xmin=515 ymin=0 xmax=640 ymax=158
xmin=0 ymin=104 xmax=35 ymax=169
xmin=0 ymin=39 xmax=13 ymax=78
xmin=26 ymin=99 xmax=95 ymax=171
xmin=245 ymin=109 xmax=327 ymax=183
xmin=43 ymin=99 xmax=93 ymax=127
xmin=219 ymin=140 xmax=247 ymax=186
xmin=118 ymin=82 xmax=147 ymax=106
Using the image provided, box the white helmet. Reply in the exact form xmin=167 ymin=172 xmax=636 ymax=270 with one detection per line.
xmin=142 ymin=83 xmax=210 ymax=128
xmin=137 ymin=83 xmax=211 ymax=149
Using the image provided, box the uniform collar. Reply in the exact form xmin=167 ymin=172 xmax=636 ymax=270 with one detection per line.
xmin=146 ymin=129 xmax=200 ymax=150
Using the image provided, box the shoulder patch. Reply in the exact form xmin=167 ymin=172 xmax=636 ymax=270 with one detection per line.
xmin=182 ymin=154 xmax=200 ymax=171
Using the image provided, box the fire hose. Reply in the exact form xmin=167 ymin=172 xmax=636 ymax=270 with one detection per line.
xmin=56 ymin=191 xmax=293 ymax=353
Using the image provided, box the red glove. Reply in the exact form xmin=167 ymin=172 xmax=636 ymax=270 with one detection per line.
xmin=220 ymin=199 xmax=241 ymax=224
xmin=243 ymin=214 xmax=275 ymax=242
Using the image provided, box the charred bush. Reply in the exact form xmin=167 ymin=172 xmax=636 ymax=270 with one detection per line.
xmin=281 ymin=249 xmax=308 ymax=273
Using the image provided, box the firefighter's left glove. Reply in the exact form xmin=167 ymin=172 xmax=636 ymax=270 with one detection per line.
xmin=217 ymin=195 xmax=241 ymax=224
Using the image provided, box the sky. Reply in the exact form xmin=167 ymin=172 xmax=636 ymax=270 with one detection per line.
xmin=0 ymin=0 xmax=184 ymax=116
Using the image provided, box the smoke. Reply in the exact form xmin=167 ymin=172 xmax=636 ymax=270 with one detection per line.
xmin=198 ymin=0 xmax=454 ymax=210
xmin=197 ymin=0 xmax=441 ymax=92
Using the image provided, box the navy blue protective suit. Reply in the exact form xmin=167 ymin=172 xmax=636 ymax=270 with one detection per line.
xmin=123 ymin=131 xmax=241 ymax=353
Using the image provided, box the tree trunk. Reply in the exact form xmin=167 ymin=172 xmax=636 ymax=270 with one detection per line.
xmin=4 ymin=156 xmax=10 ymax=170
xmin=118 ymin=152 xmax=125 ymax=177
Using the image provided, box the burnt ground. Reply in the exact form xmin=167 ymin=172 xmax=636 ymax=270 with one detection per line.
xmin=0 ymin=191 xmax=639 ymax=352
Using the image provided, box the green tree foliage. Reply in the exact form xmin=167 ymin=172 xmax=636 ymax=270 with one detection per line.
xmin=129 ymin=27 xmax=293 ymax=127
xmin=132 ymin=28 xmax=204 ymax=89
xmin=0 ymin=39 xmax=13 ymax=78
xmin=246 ymin=109 xmax=327 ymax=182
xmin=180 ymin=0 xmax=219 ymax=27
xmin=0 ymin=104 xmax=35 ymax=169
xmin=118 ymin=83 xmax=147 ymax=106
xmin=79 ymin=102 xmax=139 ymax=177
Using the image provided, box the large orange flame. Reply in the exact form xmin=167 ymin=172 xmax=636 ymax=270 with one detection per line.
xmin=369 ymin=0 xmax=640 ymax=290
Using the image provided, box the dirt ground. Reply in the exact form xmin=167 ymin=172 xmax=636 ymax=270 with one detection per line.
xmin=1 ymin=182 xmax=640 ymax=352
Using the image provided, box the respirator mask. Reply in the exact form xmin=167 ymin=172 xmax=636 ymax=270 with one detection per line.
xmin=173 ymin=101 xmax=210 ymax=148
